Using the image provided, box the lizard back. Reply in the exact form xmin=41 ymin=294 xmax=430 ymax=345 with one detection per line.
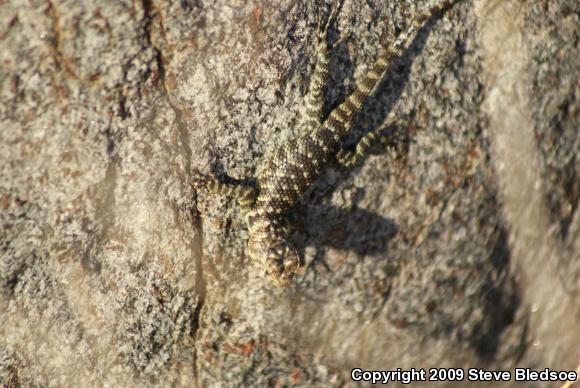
xmin=254 ymin=127 xmax=340 ymax=216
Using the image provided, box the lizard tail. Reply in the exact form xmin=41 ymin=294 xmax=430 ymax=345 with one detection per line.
xmin=323 ymin=0 xmax=461 ymax=139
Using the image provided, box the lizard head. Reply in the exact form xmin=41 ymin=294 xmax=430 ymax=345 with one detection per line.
xmin=264 ymin=242 xmax=301 ymax=287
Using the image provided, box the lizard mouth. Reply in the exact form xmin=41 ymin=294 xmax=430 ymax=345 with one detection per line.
xmin=265 ymin=244 xmax=301 ymax=287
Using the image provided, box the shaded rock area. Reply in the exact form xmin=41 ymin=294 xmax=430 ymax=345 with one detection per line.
xmin=0 ymin=0 xmax=578 ymax=386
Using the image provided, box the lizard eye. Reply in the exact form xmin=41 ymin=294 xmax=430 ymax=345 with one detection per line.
xmin=266 ymin=245 xmax=284 ymax=260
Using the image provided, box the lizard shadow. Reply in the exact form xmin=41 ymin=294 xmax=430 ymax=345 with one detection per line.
xmin=288 ymin=197 xmax=398 ymax=273
xmin=285 ymin=12 xmax=522 ymax=361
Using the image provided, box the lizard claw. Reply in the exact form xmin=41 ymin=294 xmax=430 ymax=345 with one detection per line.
xmin=190 ymin=170 xmax=212 ymax=191
xmin=317 ymin=0 xmax=343 ymax=39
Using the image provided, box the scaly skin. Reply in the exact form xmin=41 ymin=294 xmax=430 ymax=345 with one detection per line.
xmin=195 ymin=0 xmax=463 ymax=287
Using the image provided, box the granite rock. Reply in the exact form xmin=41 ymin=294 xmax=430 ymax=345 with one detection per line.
xmin=1 ymin=0 xmax=578 ymax=386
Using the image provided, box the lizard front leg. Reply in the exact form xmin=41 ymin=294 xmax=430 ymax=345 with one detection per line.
xmin=192 ymin=171 xmax=258 ymax=211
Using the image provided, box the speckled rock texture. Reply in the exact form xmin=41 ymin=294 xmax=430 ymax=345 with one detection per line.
xmin=1 ymin=0 xmax=578 ymax=387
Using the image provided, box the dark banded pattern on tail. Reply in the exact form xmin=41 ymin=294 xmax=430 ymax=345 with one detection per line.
xmin=324 ymin=0 xmax=459 ymax=140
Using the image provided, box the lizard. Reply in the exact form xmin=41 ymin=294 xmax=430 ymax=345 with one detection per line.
xmin=193 ymin=0 xmax=463 ymax=287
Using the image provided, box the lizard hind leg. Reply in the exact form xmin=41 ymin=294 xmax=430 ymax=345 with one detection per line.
xmin=336 ymin=131 xmax=385 ymax=168
xmin=336 ymin=112 xmax=405 ymax=168
xmin=301 ymin=0 xmax=346 ymax=132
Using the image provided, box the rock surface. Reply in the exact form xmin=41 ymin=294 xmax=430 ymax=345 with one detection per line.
xmin=1 ymin=0 xmax=578 ymax=386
